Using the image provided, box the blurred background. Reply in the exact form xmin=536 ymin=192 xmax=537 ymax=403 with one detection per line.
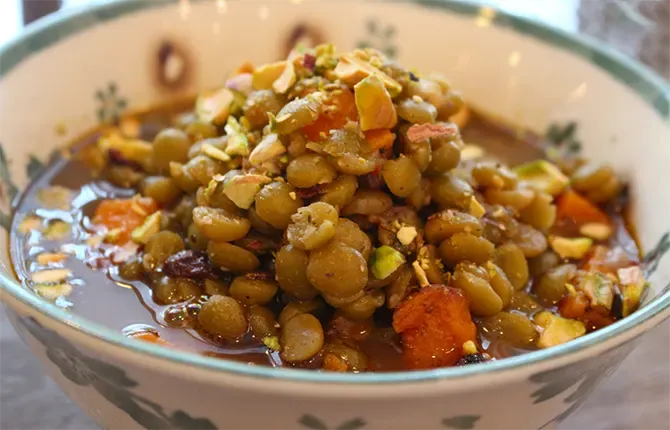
xmin=0 ymin=1 xmax=668 ymax=430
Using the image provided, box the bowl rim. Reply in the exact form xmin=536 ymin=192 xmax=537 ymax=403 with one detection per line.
xmin=1 ymin=0 xmax=669 ymax=385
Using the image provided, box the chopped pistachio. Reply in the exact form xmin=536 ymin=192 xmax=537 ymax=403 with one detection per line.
xmin=469 ymin=196 xmax=486 ymax=219
xmin=579 ymin=272 xmax=614 ymax=311
xmin=462 ymin=340 xmax=478 ymax=355
xmin=43 ymin=221 xmax=71 ymax=240
xmin=262 ymin=336 xmax=281 ymax=351
xmin=131 ymin=212 xmax=162 ymax=245
xmin=36 ymin=186 xmax=73 ymax=210
xmin=223 ymin=174 xmax=272 ymax=209
xmin=36 ymin=252 xmax=68 ymax=265
xmin=230 ymin=90 xmax=248 ymax=116
xmin=18 ymin=215 xmax=43 ymax=234
xmin=314 ymin=43 xmax=338 ymax=72
xmin=579 ymin=223 xmax=612 ymax=241
xmin=201 ymin=142 xmax=232 ymax=162
xmin=550 ymin=236 xmax=593 ymax=260
xmin=196 ymin=87 xmax=235 ymax=125
xmin=618 ymin=266 xmax=647 ymax=316
xmin=35 ymin=283 xmax=73 ymax=301
xmin=248 ymin=133 xmax=286 ymax=165
xmin=98 ymin=132 xmax=153 ymax=169
xmin=104 ymin=228 xmax=124 ymax=243
xmin=460 ymin=144 xmax=485 ymax=161
xmin=513 ymin=160 xmax=569 ymax=197
xmin=273 ymin=54 xmax=297 ymax=94
xmin=252 ymin=61 xmax=286 ymax=90
xmin=396 ymin=226 xmax=418 ymax=246
xmin=535 ymin=312 xmax=586 ymax=348
xmin=32 ymin=268 xmax=72 ymax=284
xmin=131 ymin=197 xmax=149 ymax=216
xmin=334 ymin=54 xmax=402 ymax=97
xmin=223 ymin=117 xmax=250 ymax=156
xmin=370 ymin=246 xmax=406 ymax=280
xmin=412 ymin=260 xmax=430 ymax=288
xmin=272 ymin=93 xmax=324 ymax=135
xmin=354 ymin=74 xmax=397 ymax=131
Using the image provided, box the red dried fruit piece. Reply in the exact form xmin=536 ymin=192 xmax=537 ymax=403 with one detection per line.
xmin=163 ymin=250 xmax=214 ymax=279
xmin=406 ymin=123 xmax=458 ymax=143
xmin=393 ymin=284 xmax=476 ymax=369
xmin=295 ymin=185 xmax=325 ymax=199
xmin=303 ymin=53 xmax=316 ymax=71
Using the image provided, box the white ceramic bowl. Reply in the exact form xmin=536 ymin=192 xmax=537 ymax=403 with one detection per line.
xmin=1 ymin=1 xmax=669 ymax=429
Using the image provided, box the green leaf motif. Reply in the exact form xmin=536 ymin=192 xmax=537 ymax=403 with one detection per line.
xmin=299 ymin=414 xmax=366 ymax=430
xmin=529 ymin=344 xmax=632 ymax=423
xmin=0 ymin=144 xmax=19 ymax=202
xmin=643 ymin=232 xmax=670 ymax=276
xmin=366 ymin=19 xmax=378 ymax=35
xmin=0 ymin=212 xmax=11 ymax=230
xmin=442 ymin=415 xmax=481 ymax=429
xmin=544 ymin=121 xmax=581 ymax=156
xmin=26 ymin=156 xmax=45 ymax=181
xmin=26 ymin=149 xmax=62 ymax=181
xmin=16 ymin=317 xmax=217 ymax=430
xmin=356 ymin=18 xmax=398 ymax=59
xmin=95 ymin=81 xmax=128 ymax=124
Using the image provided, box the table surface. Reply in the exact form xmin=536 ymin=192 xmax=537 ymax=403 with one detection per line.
xmin=1 ymin=1 xmax=669 ymax=429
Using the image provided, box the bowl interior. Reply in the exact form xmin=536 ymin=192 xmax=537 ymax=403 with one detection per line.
xmin=0 ymin=0 xmax=669 ymax=382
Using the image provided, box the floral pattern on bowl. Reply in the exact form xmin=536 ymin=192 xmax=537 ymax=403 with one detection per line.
xmin=0 ymin=1 xmax=668 ymax=429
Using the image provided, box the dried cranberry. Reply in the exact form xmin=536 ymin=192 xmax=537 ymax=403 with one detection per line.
xmin=163 ymin=250 xmax=214 ymax=279
xmin=295 ymin=185 xmax=324 ymax=199
xmin=303 ymin=53 xmax=316 ymax=71
xmin=456 ymin=353 xmax=488 ymax=366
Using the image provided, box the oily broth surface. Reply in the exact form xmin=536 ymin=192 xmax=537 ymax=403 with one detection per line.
xmin=8 ymin=105 xmax=639 ymax=370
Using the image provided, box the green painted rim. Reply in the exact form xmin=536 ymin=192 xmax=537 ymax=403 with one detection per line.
xmin=1 ymin=0 xmax=669 ymax=385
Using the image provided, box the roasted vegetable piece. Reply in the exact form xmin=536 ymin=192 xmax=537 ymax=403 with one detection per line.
xmin=556 ymin=189 xmax=611 ymax=225
xmin=393 ymin=285 xmax=477 ymax=369
xmin=302 ymin=89 xmax=357 ymax=141
xmin=93 ymin=197 xmax=158 ymax=244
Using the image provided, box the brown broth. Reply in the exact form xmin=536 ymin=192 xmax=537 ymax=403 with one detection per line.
xmin=8 ymin=104 xmax=640 ymax=371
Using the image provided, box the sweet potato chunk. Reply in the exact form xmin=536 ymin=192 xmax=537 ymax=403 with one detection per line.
xmin=393 ymin=285 xmax=476 ymax=369
xmin=93 ymin=197 xmax=158 ymax=244
xmin=302 ymin=89 xmax=357 ymax=141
